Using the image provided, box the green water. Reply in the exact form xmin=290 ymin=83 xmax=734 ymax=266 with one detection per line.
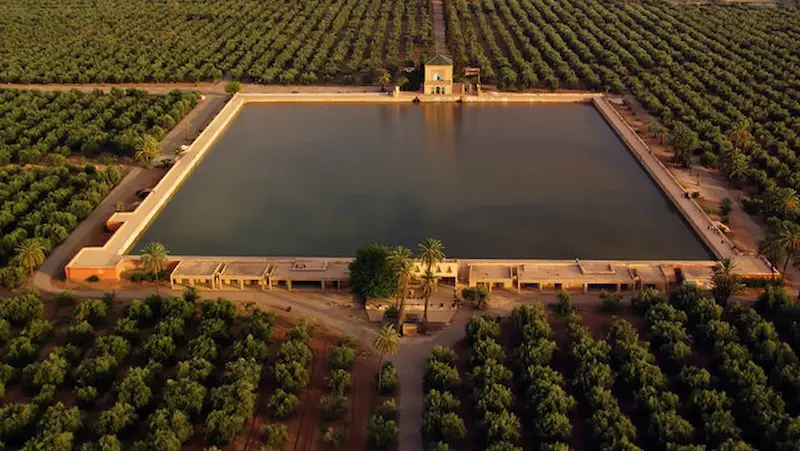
xmin=133 ymin=103 xmax=711 ymax=259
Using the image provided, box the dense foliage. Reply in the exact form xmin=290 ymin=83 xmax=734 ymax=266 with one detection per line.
xmin=510 ymin=305 xmax=574 ymax=449
xmin=0 ymin=165 xmax=124 ymax=287
xmin=0 ymin=0 xmax=434 ymax=85
xmin=465 ymin=316 xmax=522 ymax=450
xmin=0 ymin=88 xmax=199 ymax=163
xmin=422 ymin=346 xmax=466 ymax=448
xmin=0 ymin=292 xmax=290 ymax=449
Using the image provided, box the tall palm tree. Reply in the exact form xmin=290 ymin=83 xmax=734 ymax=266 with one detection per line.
xmin=140 ymin=242 xmax=169 ymax=295
xmin=711 ymin=257 xmax=744 ymax=307
xmin=134 ymin=135 xmax=161 ymax=167
xmin=728 ymin=119 xmax=754 ymax=151
xmin=418 ymin=238 xmax=445 ymax=273
xmin=14 ymin=239 xmax=46 ymax=284
xmin=389 ymin=246 xmax=414 ymax=330
xmin=420 ymin=269 xmax=438 ymax=324
xmin=373 ymin=324 xmax=399 ymax=392
xmin=759 ymin=219 xmax=800 ymax=282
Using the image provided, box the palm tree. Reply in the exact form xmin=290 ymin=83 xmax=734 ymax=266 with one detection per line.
xmin=134 ymin=135 xmax=161 ymax=167
xmin=759 ymin=219 xmax=800 ymax=282
xmin=420 ymin=269 xmax=438 ymax=324
xmin=373 ymin=324 xmax=399 ymax=392
xmin=377 ymin=70 xmax=392 ymax=90
xmin=389 ymin=246 xmax=414 ymax=330
xmin=728 ymin=119 xmax=754 ymax=151
xmin=711 ymin=257 xmax=744 ymax=307
xmin=14 ymin=239 xmax=46 ymax=284
xmin=651 ymin=123 xmax=666 ymax=144
xmin=140 ymin=242 xmax=169 ymax=295
xmin=418 ymin=238 xmax=445 ymax=273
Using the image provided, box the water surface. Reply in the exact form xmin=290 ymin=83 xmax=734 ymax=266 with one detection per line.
xmin=134 ymin=103 xmax=711 ymax=259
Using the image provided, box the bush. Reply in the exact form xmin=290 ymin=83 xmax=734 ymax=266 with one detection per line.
xmin=554 ymin=290 xmax=575 ymax=317
xmin=462 ymin=285 xmax=490 ymax=310
xmin=599 ymin=290 xmax=622 ymax=312
xmin=95 ymin=335 xmax=130 ymax=361
xmin=22 ymin=319 xmax=53 ymax=343
xmin=329 ymin=345 xmax=356 ymax=371
xmin=263 ymin=423 xmax=288 ymax=450
xmin=201 ymin=299 xmax=236 ymax=324
xmin=95 ymin=402 xmax=137 ymax=436
xmin=378 ymin=362 xmax=398 ymax=395
xmin=68 ymin=320 xmax=96 ymax=345
xmin=74 ymin=300 xmax=108 ymax=326
xmin=321 ymin=426 xmax=345 ymax=448
xmin=273 ymin=361 xmax=309 ymax=393
xmin=7 ymin=336 xmax=38 ymax=366
xmin=74 ymin=386 xmax=99 ymax=407
xmin=225 ymin=81 xmax=242 ymax=95
xmin=632 ymin=288 xmax=665 ymax=314
xmin=268 ymin=389 xmax=299 ymax=419
xmin=143 ymin=334 xmax=176 ymax=362
xmin=367 ymin=412 xmax=398 ymax=450
xmin=327 ymin=369 xmax=352 ymax=394
xmin=0 ymin=319 xmax=9 ymax=346
xmin=176 ymin=357 xmax=214 ymax=383
xmin=318 ymin=393 xmax=348 ymax=421
xmin=204 ymin=410 xmax=244 ymax=446
xmin=124 ymin=300 xmax=153 ymax=323
xmin=163 ymin=378 xmax=206 ymax=417
xmin=0 ymin=293 xmax=44 ymax=326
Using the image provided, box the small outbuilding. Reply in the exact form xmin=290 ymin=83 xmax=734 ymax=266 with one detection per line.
xmin=424 ymin=54 xmax=454 ymax=95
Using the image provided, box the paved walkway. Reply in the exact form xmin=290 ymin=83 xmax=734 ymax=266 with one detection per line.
xmin=594 ymin=99 xmax=771 ymax=275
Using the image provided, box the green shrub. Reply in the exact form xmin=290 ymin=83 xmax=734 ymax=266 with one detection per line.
xmin=267 ymin=389 xmax=299 ymax=419
xmin=74 ymin=386 xmax=99 ymax=407
xmin=462 ymin=285 xmax=490 ymax=309
xmin=68 ymin=320 xmax=96 ymax=345
xmin=263 ymin=423 xmax=288 ymax=451
xmin=378 ymin=361 xmax=398 ymax=395
xmin=367 ymin=412 xmax=398 ymax=449
xmin=225 ymin=81 xmax=242 ymax=95
xmin=321 ymin=426 xmax=345 ymax=447
xmin=599 ymin=290 xmax=622 ymax=312
xmin=329 ymin=345 xmax=356 ymax=371
xmin=327 ymin=369 xmax=352 ymax=394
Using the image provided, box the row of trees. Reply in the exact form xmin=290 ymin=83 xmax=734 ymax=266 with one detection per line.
xmin=0 ymin=290 xmax=292 ymax=450
xmin=422 ymin=346 xmax=466 ymax=449
xmin=465 ymin=316 xmax=522 ymax=450
xmin=317 ymin=335 xmax=358 ymax=446
xmin=566 ymin=316 xmax=640 ymax=450
xmin=0 ymin=164 xmax=125 ymax=288
xmin=509 ymin=305 xmax=574 ymax=448
xmin=670 ymin=284 xmax=800 ymax=449
xmin=605 ymin=314 xmax=695 ymax=447
xmin=0 ymin=0 xmax=433 ymax=85
xmin=0 ymin=88 xmax=199 ymax=163
xmin=267 ymin=321 xmax=315 ymax=420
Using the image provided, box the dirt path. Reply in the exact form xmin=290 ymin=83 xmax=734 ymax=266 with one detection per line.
xmin=347 ymin=350 xmax=379 ymax=450
xmin=431 ymin=0 xmax=450 ymax=56
xmin=289 ymin=340 xmax=332 ymax=451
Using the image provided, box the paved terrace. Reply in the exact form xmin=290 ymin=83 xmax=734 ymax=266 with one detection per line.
xmin=64 ymin=93 xmax=773 ymax=285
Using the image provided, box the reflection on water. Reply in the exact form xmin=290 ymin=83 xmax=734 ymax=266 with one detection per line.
xmin=134 ymin=103 xmax=711 ymax=259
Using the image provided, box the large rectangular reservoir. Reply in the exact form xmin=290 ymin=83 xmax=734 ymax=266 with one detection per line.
xmin=133 ymin=103 xmax=711 ymax=259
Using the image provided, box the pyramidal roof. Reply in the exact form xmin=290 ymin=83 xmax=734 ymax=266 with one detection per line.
xmin=426 ymin=53 xmax=453 ymax=66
